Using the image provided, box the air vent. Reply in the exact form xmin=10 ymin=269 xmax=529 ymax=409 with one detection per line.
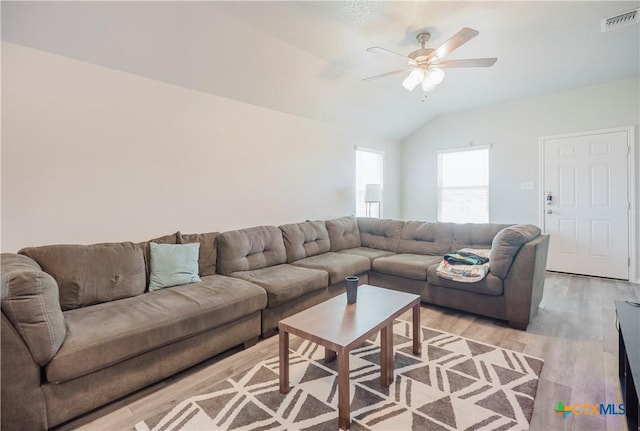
xmin=601 ymin=9 xmax=639 ymax=32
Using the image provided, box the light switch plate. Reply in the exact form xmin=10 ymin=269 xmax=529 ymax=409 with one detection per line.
xmin=520 ymin=182 xmax=535 ymax=191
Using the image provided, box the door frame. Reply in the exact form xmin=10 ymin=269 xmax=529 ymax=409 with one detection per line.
xmin=538 ymin=125 xmax=636 ymax=282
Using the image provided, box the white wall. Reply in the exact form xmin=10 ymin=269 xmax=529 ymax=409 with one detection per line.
xmin=401 ymin=77 xmax=640 ymax=281
xmin=1 ymin=42 xmax=401 ymax=252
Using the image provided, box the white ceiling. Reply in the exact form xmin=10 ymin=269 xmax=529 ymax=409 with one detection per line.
xmin=2 ymin=1 xmax=639 ymax=140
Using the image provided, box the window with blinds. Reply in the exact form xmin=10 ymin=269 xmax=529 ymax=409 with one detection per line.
xmin=437 ymin=146 xmax=489 ymax=223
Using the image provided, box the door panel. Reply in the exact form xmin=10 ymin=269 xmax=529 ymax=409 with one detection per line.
xmin=590 ymin=164 xmax=609 ymax=206
xmin=558 ymin=166 xmax=576 ymax=206
xmin=558 ymin=219 xmax=578 ymax=255
xmin=543 ymin=130 xmax=629 ymax=279
xmin=590 ymin=220 xmax=610 ymax=257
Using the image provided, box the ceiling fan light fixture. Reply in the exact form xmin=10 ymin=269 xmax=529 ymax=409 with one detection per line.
xmin=402 ymin=68 xmax=424 ymax=91
xmin=427 ymin=68 xmax=445 ymax=85
xmin=402 ymin=76 xmax=420 ymax=91
xmin=421 ymin=79 xmax=436 ymax=92
xmin=419 ymin=68 xmax=444 ymax=92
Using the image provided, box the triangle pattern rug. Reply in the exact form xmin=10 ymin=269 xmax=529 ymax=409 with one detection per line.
xmin=136 ymin=320 xmax=543 ymax=431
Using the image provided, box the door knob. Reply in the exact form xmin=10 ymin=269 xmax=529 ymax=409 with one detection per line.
xmin=546 ymin=210 xmax=552 ymax=214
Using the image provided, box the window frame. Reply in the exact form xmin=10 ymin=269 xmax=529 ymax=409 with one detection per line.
xmin=437 ymin=145 xmax=491 ymax=223
xmin=355 ymin=146 xmax=384 ymax=218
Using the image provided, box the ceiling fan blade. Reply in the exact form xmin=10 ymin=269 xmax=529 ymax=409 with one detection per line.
xmin=367 ymin=46 xmax=413 ymax=62
xmin=435 ymin=58 xmax=497 ymax=68
xmin=362 ymin=68 xmax=411 ymax=82
xmin=428 ymin=27 xmax=479 ymax=61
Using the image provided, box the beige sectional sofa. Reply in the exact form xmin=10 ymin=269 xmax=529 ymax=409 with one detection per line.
xmin=1 ymin=216 xmax=548 ymax=430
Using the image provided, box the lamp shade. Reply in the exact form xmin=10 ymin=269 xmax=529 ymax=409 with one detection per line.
xmin=427 ymin=68 xmax=445 ymax=84
xmin=421 ymin=79 xmax=436 ymax=92
xmin=364 ymin=184 xmax=383 ymax=202
xmin=402 ymin=68 xmax=424 ymax=91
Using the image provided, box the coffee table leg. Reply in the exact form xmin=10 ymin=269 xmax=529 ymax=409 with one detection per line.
xmin=381 ymin=324 xmax=394 ymax=386
xmin=325 ymin=348 xmax=337 ymax=363
xmin=413 ymin=303 xmax=422 ymax=355
xmin=338 ymin=350 xmax=350 ymax=430
xmin=279 ymin=329 xmax=290 ymax=394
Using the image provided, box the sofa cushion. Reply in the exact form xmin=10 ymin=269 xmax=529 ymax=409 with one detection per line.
xmin=45 ymin=275 xmax=267 ymax=384
xmin=337 ymin=247 xmax=395 ymax=261
xmin=452 ymin=223 xmax=512 ymax=251
xmin=139 ymin=232 xmax=180 ymax=285
xmin=1 ymin=254 xmax=66 ymax=366
xmin=20 ymin=242 xmax=147 ymax=311
xmin=216 ymin=226 xmax=287 ymax=275
xmin=326 ymin=216 xmax=361 ymax=251
xmin=279 ymin=221 xmax=330 ymax=263
xmin=356 ymin=218 xmax=404 ymax=252
xmin=490 ymin=224 xmax=541 ymax=279
xmin=178 ymin=231 xmax=219 ymax=276
xmin=230 ymin=264 xmax=328 ymax=308
xmin=427 ymin=263 xmax=504 ymax=296
xmin=149 ymin=243 xmax=201 ymax=291
xmin=399 ymin=221 xmax=454 ymax=255
xmin=292 ymin=252 xmax=370 ymax=284
xmin=372 ymin=253 xmax=442 ymax=281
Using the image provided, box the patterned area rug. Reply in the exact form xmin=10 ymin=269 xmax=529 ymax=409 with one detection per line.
xmin=136 ymin=320 xmax=543 ymax=431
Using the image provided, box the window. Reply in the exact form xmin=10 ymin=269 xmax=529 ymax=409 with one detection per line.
xmin=355 ymin=148 xmax=383 ymax=217
xmin=437 ymin=146 xmax=489 ymax=223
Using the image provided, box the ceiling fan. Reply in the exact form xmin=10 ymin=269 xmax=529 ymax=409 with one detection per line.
xmin=364 ymin=28 xmax=497 ymax=93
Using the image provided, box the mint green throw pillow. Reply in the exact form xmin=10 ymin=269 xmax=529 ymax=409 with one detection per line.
xmin=149 ymin=243 xmax=201 ymax=291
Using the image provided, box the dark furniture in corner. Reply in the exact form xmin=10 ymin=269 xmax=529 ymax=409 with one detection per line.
xmin=616 ymin=300 xmax=640 ymax=431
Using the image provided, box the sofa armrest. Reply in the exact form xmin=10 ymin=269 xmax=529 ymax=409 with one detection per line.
xmin=503 ymin=234 xmax=550 ymax=328
xmin=1 ymin=312 xmax=48 ymax=430
xmin=1 ymin=253 xmax=66 ymax=365
xmin=489 ymin=224 xmax=541 ymax=279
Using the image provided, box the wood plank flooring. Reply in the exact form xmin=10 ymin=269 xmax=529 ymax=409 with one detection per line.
xmin=54 ymin=272 xmax=639 ymax=431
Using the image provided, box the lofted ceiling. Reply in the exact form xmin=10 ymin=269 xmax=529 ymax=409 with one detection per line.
xmin=2 ymin=1 xmax=639 ymax=140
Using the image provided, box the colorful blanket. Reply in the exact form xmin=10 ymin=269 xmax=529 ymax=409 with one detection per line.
xmin=436 ymin=248 xmax=491 ymax=283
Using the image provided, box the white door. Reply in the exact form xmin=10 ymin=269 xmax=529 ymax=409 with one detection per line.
xmin=542 ymin=128 xmax=630 ymax=279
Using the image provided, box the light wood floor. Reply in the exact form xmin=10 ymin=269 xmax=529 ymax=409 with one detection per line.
xmin=55 ymin=272 xmax=639 ymax=431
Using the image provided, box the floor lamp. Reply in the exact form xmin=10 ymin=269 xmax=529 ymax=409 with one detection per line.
xmin=364 ymin=184 xmax=382 ymax=218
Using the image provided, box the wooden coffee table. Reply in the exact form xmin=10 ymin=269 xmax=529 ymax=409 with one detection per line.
xmin=278 ymin=284 xmax=421 ymax=430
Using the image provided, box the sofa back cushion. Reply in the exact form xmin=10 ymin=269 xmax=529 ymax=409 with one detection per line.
xmin=1 ymin=253 xmax=66 ymax=366
xmin=326 ymin=216 xmax=361 ymax=251
xmin=357 ymin=218 xmax=404 ymax=252
xmin=452 ymin=223 xmax=513 ymax=251
xmin=216 ymin=225 xmax=287 ymax=275
xmin=20 ymin=242 xmax=147 ymax=311
xmin=279 ymin=221 xmax=330 ymax=263
xmin=399 ymin=221 xmax=454 ymax=255
xmin=178 ymin=231 xmax=219 ymax=276
xmin=490 ymin=224 xmax=541 ymax=279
